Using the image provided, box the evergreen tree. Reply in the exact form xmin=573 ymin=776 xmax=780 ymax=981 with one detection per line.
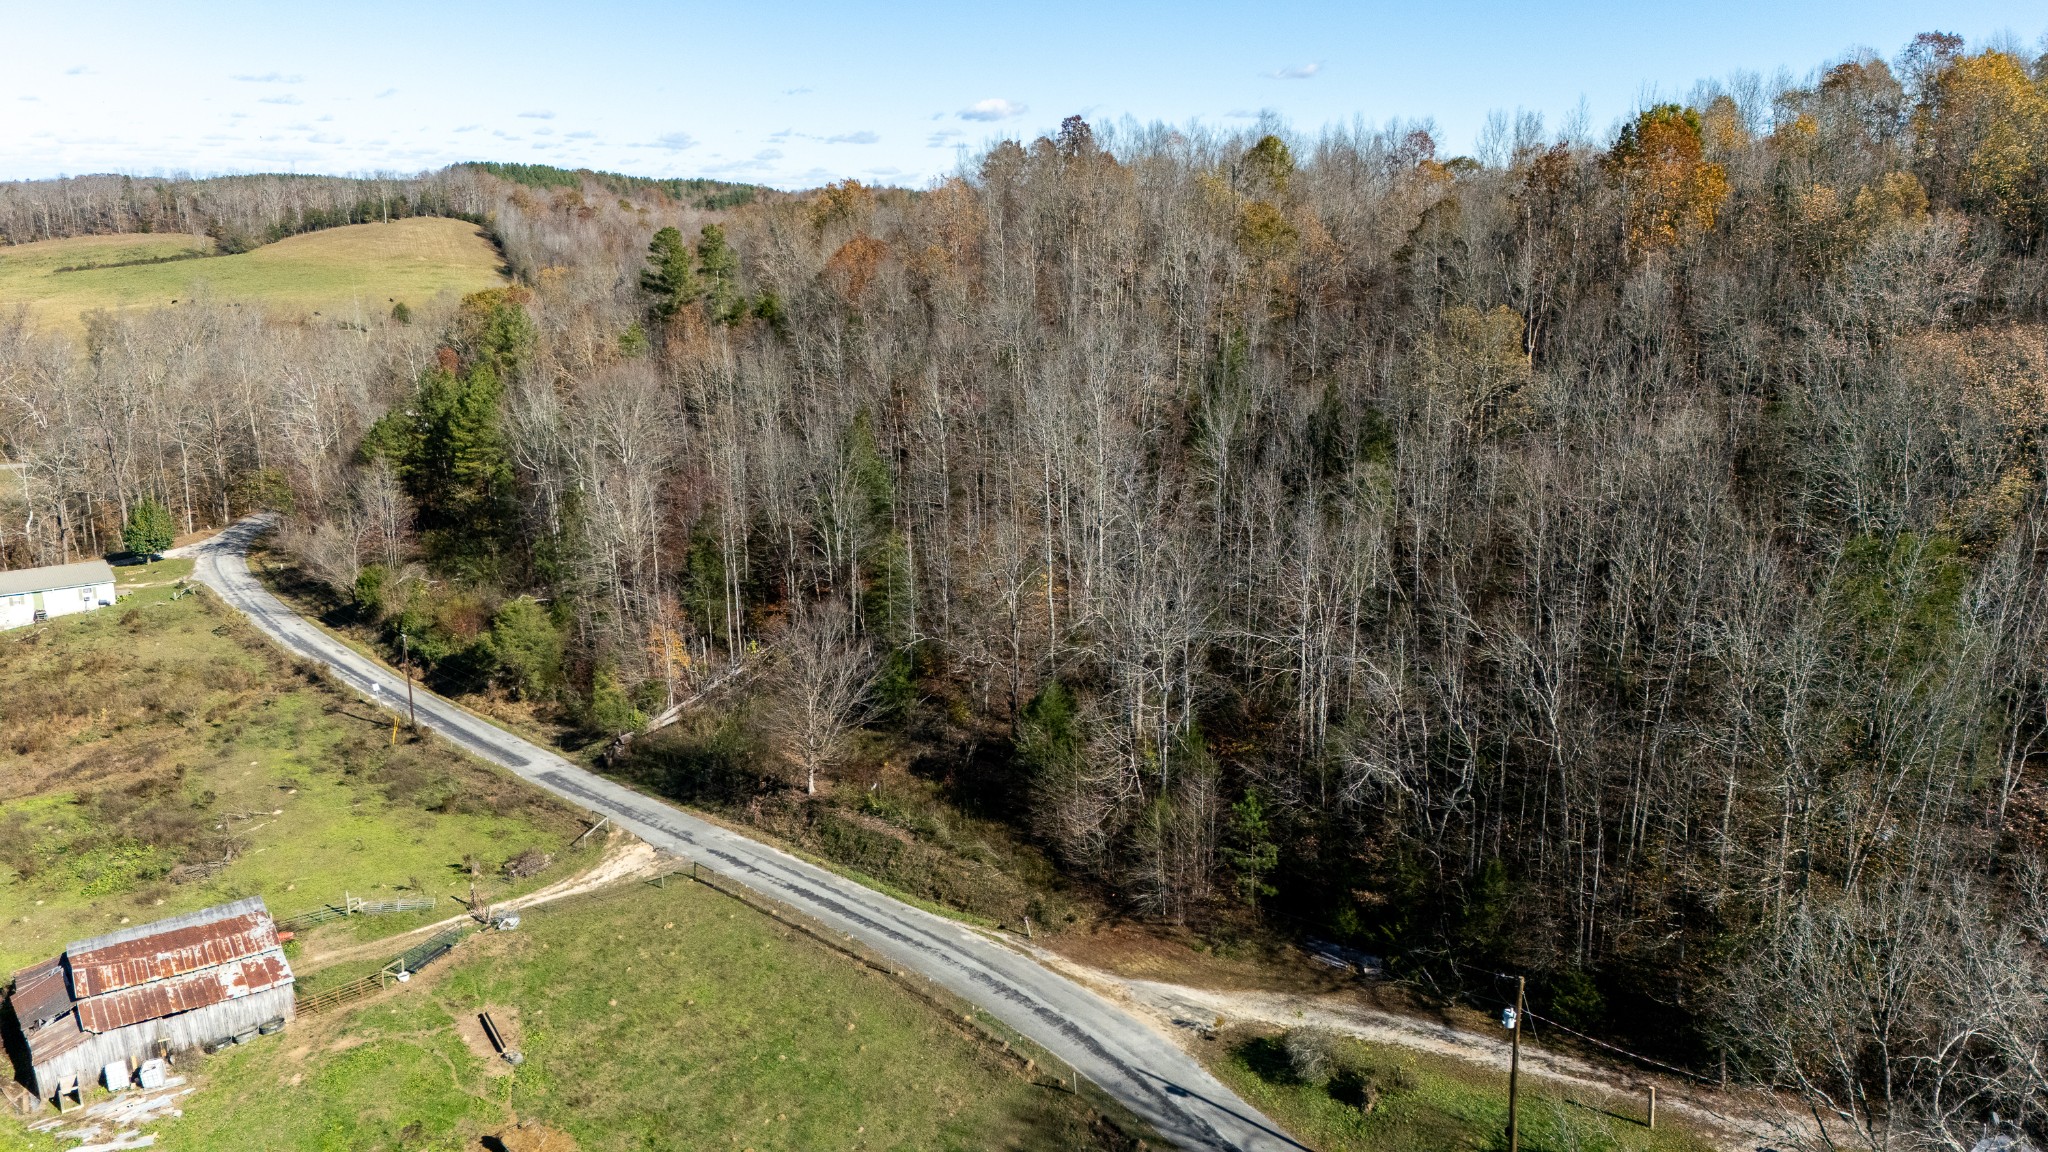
xmin=122 ymin=497 xmax=175 ymax=556
xmin=695 ymin=224 xmax=743 ymax=324
xmin=640 ymin=226 xmax=701 ymax=321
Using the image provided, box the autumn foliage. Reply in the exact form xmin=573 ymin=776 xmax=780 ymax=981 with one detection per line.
xmin=1605 ymin=104 xmax=1731 ymax=252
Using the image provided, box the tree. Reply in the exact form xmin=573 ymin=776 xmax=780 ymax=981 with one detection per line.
xmin=1222 ymin=789 xmax=1280 ymax=907
xmin=1606 ymin=103 xmax=1730 ymax=252
xmin=640 ymin=226 xmax=701 ymax=321
xmin=695 ymin=224 xmax=742 ymax=324
xmin=768 ymin=604 xmax=875 ymax=795
xmin=1913 ymin=49 xmax=2048 ymax=244
xmin=122 ymin=496 xmax=174 ymax=556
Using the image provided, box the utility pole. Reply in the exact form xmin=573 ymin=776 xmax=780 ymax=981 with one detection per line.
xmin=401 ymin=629 xmax=418 ymax=730
xmin=1507 ymin=976 xmax=1525 ymax=1152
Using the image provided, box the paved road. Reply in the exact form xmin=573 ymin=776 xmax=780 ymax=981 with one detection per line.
xmin=178 ymin=517 xmax=1303 ymax=1152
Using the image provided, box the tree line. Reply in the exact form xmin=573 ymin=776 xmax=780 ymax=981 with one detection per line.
xmin=3 ymin=33 xmax=2047 ymax=1148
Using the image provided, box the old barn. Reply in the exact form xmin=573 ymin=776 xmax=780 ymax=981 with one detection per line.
xmin=0 ymin=559 xmax=116 ymax=630
xmin=2 ymin=898 xmax=294 ymax=1102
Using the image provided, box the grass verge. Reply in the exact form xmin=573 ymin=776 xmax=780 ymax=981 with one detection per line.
xmin=1204 ymin=1024 xmax=1717 ymax=1152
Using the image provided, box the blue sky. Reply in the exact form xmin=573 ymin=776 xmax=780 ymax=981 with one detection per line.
xmin=3 ymin=1 xmax=2043 ymax=189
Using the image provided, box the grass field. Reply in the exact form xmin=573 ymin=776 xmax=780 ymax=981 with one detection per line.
xmin=0 ymin=559 xmax=593 ymax=976
xmin=0 ymin=218 xmax=506 ymax=332
xmin=1206 ymin=1026 xmax=1716 ymax=1152
xmin=106 ymin=880 xmax=1117 ymax=1152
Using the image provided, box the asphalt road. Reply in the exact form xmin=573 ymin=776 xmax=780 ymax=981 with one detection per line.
xmin=179 ymin=516 xmax=1303 ymax=1152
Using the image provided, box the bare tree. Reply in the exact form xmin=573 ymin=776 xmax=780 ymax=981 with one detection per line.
xmin=767 ymin=604 xmax=875 ymax=795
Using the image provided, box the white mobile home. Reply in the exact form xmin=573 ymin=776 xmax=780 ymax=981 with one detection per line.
xmin=0 ymin=560 xmax=117 ymax=630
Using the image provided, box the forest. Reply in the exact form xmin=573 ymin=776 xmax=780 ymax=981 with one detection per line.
xmin=3 ymin=33 xmax=2047 ymax=1150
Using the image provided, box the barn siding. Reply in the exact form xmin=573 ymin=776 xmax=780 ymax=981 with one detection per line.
xmin=28 ymin=985 xmax=294 ymax=1098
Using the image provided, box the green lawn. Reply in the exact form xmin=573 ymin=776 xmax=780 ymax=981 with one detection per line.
xmin=1208 ymin=1028 xmax=1716 ymax=1152
xmin=0 ymin=560 xmax=592 ymax=976
xmin=0 ymin=218 xmax=506 ymax=333
xmin=140 ymin=880 xmax=1116 ymax=1152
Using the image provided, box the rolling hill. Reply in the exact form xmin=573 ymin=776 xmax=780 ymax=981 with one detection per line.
xmin=0 ymin=216 xmax=507 ymax=333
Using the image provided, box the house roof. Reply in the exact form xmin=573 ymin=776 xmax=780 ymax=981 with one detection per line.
xmin=0 ymin=559 xmax=116 ymax=598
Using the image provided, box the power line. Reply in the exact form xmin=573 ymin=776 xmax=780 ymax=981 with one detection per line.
xmin=1434 ymin=955 xmax=1720 ymax=1085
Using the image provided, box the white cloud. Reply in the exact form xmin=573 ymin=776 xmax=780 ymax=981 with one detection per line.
xmin=566 ymin=130 xmax=597 ymax=140
xmin=233 ymin=72 xmax=303 ymax=83
xmin=704 ymin=148 xmax=785 ymax=175
xmin=518 ymin=110 xmax=555 ymax=120
xmin=784 ymin=87 xmax=813 ymax=95
xmin=1268 ymin=62 xmax=1320 ymax=79
xmin=827 ymin=130 xmax=879 ymax=144
xmin=959 ymin=98 xmax=1026 ymax=122
xmin=653 ymin=131 xmax=698 ymax=151
xmin=453 ymin=124 xmax=480 ymax=133
xmin=259 ymin=95 xmax=303 ymax=105
xmin=534 ymin=127 xmax=554 ymax=136
xmin=64 ymin=65 xmax=91 ymax=76
xmin=927 ymin=128 xmax=964 ymax=148
xmin=375 ymin=88 xmax=397 ymax=98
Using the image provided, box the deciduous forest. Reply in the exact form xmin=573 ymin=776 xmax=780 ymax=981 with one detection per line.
xmin=5 ymin=33 xmax=2048 ymax=1149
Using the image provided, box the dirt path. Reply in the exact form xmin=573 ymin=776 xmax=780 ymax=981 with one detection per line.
xmin=294 ymin=831 xmax=667 ymax=972
xmin=1025 ymin=947 xmax=1811 ymax=1152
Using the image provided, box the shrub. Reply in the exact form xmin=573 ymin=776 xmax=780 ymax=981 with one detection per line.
xmin=353 ymin=564 xmax=388 ymax=616
xmin=588 ymin=666 xmax=644 ymax=734
xmin=486 ymin=597 xmax=564 ymax=700
xmin=1282 ymin=1027 xmax=1343 ymax=1086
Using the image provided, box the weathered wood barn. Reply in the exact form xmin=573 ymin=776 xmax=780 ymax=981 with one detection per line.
xmin=2 ymin=898 xmax=294 ymax=1102
xmin=0 ymin=559 xmax=116 ymax=630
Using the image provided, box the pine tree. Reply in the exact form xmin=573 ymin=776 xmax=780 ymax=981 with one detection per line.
xmin=122 ymin=497 xmax=175 ymax=556
xmin=641 ymin=226 xmax=701 ymax=320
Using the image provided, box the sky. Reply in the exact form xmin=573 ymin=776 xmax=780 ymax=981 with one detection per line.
xmin=3 ymin=1 xmax=2045 ymax=190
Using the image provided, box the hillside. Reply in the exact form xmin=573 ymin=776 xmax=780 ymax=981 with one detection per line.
xmin=4 ymin=32 xmax=2048 ymax=1148
xmin=0 ymin=217 xmax=506 ymax=331
xmin=0 ymin=559 xmax=591 ymax=975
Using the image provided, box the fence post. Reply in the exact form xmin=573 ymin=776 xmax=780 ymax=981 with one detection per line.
xmin=1647 ymin=1084 xmax=1657 ymax=1129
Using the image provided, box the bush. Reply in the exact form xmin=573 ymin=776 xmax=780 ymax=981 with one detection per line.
xmin=353 ymin=564 xmax=388 ymax=616
xmin=1283 ymin=1027 xmax=1343 ymax=1086
xmin=1544 ymin=965 xmax=1606 ymax=1030
xmin=486 ymin=597 xmax=564 ymax=699
xmin=1275 ymin=1027 xmax=1408 ymax=1115
xmin=587 ymin=666 xmax=644 ymax=734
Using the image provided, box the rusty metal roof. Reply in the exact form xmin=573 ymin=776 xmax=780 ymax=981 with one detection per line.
xmin=8 ymin=957 xmax=73 ymax=1031
xmin=67 ymin=910 xmax=280 ymax=998
xmin=3 ymin=899 xmax=296 ymax=1046
xmin=74 ymin=951 xmax=292 ymax=1034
